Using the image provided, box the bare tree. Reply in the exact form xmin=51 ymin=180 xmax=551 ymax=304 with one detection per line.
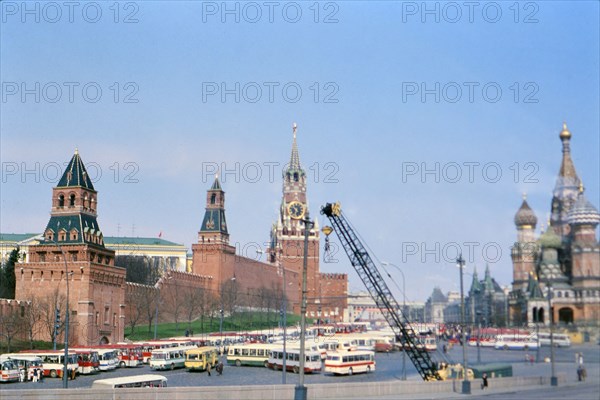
xmin=0 ymin=304 xmax=22 ymax=352
xmin=36 ymin=289 xmax=66 ymax=345
xmin=165 ymin=279 xmax=185 ymax=331
xmin=126 ymin=284 xmax=151 ymax=336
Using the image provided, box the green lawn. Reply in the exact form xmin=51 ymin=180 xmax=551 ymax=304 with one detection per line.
xmin=124 ymin=311 xmax=312 ymax=341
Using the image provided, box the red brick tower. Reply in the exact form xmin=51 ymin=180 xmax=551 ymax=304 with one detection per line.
xmin=15 ymin=149 xmax=126 ymax=346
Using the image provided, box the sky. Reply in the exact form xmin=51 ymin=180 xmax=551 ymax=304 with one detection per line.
xmin=1 ymin=1 xmax=599 ymax=303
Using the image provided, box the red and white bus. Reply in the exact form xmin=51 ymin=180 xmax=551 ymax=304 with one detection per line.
xmin=96 ymin=344 xmax=143 ymax=368
xmin=0 ymin=359 xmax=20 ymax=383
xmin=18 ymin=350 xmax=79 ymax=378
xmin=70 ymin=349 xmax=100 ymax=374
xmin=267 ymin=348 xmax=322 ymax=374
xmin=324 ymin=350 xmax=375 ymax=376
xmin=0 ymin=354 xmax=43 ymax=382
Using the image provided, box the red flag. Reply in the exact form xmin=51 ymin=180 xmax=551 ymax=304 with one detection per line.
xmin=158 ymin=231 xmax=162 ymax=238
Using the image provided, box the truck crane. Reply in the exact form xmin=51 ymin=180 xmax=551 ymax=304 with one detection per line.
xmin=321 ymin=202 xmax=442 ymax=381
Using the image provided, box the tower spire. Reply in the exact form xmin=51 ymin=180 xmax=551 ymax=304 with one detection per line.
xmin=289 ymin=122 xmax=301 ymax=170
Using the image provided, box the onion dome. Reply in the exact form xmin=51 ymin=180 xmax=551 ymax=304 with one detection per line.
xmin=567 ymin=185 xmax=600 ymax=226
xmin=539 ymin=224 xmax=562 ymax=249
xmin=559 ymin=122 xmax=571 ymax=140
xmin=514 ymin=194 xmax=538 ymax=227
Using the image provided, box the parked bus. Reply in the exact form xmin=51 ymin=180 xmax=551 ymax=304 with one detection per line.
xmin=71 ymin=349 xmax=100 ymax=374
xmin=150 ymin=346 xmax=197 ymax=371
xmin=185 ymin=347 xmax=219 ymax=372
xmin=0 ymin=359 xmax=20 ymax=383
xmin=18 ymin=350 xmax=79 ymax=378
xmin=134 ymin=340 xmax=194 ymax=363
xmin=91 ymin=374 xmax=168 ymax=389
xmin=0 ymin=355 xmax=42 ymax=382
xmin=494 ymin=334 xmax=538 ymax=351
xmin=227 ymin=343 xmax=279 ymax=367
xmin=95 ymin=349 xmax=118 ymax=371
xmin=324 ymin=350 xmax=375 ymax=376
xmin=537 ymin=332 xmax=571 ymax=347
xmin=97 ymin=344 xmax=143 ymax=368
xmin=267 ymin=348 xmax=322 ymax=374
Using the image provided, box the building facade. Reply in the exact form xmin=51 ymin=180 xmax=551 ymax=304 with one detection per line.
xmin=509 ymin=124 xmax=600 ymax=327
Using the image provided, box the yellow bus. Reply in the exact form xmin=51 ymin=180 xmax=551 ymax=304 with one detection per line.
xmin=184 ymin=347 xmax=218 ymax=372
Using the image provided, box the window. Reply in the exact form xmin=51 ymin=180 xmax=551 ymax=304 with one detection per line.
xmin=58 ymin=194 xmax=65 ymax=207
xmin=211 ymin=193 xmax=216 ymax=204
xmin=69 ymin=194 xmax=76 ymax=207
xmin=113 ymin=313 xmax=117 ymax=327
xmin=95 ymin=312 xmax=99 ymax=325
xmin=70 ymin=230 xmax=78 ymax=241
xmin=104 ymin=307 xmax=109 ymax=324
xmin=39 ymin=252 xmax=46 ymax=262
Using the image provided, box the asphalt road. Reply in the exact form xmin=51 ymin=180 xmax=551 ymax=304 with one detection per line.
xmin=8 ymin=342 xmax=599 ymax=390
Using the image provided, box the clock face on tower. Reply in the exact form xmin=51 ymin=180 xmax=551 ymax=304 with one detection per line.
xmin=288 ymin=201 xmax=306 ymax=220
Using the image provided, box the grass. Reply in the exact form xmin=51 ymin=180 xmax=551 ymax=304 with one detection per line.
xmin=0 ymin=339 xmax=55 ymax=354
xmin=124 ymin=311 xmax=312 ymax=341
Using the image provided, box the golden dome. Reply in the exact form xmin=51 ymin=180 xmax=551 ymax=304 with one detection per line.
xmin=559 ymin=122 xmax=571 ymax=140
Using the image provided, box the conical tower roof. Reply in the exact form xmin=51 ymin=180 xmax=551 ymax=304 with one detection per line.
xmin=57 ymin=148 xmax=95 ymax=190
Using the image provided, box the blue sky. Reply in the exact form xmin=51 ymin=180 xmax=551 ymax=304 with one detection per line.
xmin=1 ymin=1 xmax=599 ymax=302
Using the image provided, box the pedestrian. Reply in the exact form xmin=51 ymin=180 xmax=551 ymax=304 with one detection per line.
xmin=443 ymin=344 xmax=447 ymax=354
xmin=32 ymin=368 xmax=37 ymax=383
xmin=578 ymin=353 xmax=584 ymax=365
xmin=206 ymin=362 xmax=212 ymax=376
xmin=71 ymin=367 xmax=77 ymax=380
xmin=481 ymin=372 xmax=488 ymax=390
xmin=216 ymin=362 xmax=224 ymax=375
xmin=577 ymin=365 xmax=583 ymax=381
xmin=19 ymin=368 xmax=25 ymax=382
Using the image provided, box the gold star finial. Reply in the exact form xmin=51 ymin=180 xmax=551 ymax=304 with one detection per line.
xmin=74 ymin=147 xmax=79 ymax=155
xmin=522 ymin=192 xmax=527 ymax=201
xmin=292 ymin=122 xmax=297 ymax=139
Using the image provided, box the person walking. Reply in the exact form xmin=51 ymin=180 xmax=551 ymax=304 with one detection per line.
xmin=206 ymin=362 xmax=212 ymax=376
xmin=481 ymin=373 xmax=488 ymax=390
xmin=216 ymin=362 xmax=224 ymax=375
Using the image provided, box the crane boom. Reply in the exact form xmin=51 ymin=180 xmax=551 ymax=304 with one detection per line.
xmin=321 ymin=202 xmax=442 ymax=381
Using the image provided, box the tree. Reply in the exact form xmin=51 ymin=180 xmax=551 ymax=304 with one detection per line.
xmin=165 ymin=279 xmax=184 ymax=331
xmin=0 ymin=303 xmax=22 ymax=352
xmin=182 ymin=286 xmax=205 ymax=331
xmin=37 ymin=289 xmax=66 ymax=345
xmin=125 ymin=284 xmax=149 ymax=336
xmin=0 ymin=247 xmax=19 ymax=299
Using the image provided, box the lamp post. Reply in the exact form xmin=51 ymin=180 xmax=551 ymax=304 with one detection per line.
xmin=258 ymin=246 xmax=288 ymax=384
xmin=381 ymin=261 xmax=407 ymax=381
xmin=295 ymin=217 xmax=313 ymax=400
xmin=154 ymin=273 xmax=172 ymax=340
xmin=457 ymin=254 xmax=470 ymax=394
xmin=46 ymin=238 xmax=71 ymax=388
xmin=547 ymin=282 xmax=557 ymax=386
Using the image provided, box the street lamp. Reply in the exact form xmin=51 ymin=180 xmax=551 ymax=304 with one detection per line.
xmin=547 ymin=282 xmax=557 ymax=386
xmin=45 ymin=238 xmax=71 ymax=388
xmin=457 ymin=254 xmax=470 ymax=394
xmin=296 ymin=217 xmax=314 ymax=400
xmin=381 ymin=261 xmax=407 ymax=381
xmin=257 ymin=246 xmax=288 ymax=384
xmin=153 ymin=273 xmax=172 ymax=340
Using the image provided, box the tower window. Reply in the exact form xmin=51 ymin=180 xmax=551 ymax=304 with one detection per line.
xmin=294 ymin=172 xmax=299 ymax=182
xmin=58 ymin=194 xmax=65 ymax=208
xmin=211 ymin=193 xmax=216 ymax=204
xmin=69 ymin=194 xmax=76 ymax=207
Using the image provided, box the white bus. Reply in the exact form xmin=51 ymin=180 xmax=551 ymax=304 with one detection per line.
xmin=268 ymin=348 xmax=322 ymax=374
xmin=325 ymin=350 xmax=375 ymax=375
xmin=0 ymin=355 xmax=42 ymax=382
xmin=494 ymin=334 xmax=538 ymax=351
xmin=96 ymin=349 xmax=118 ymax=371
xmin=91 ymin=374 xmax=167 ymax=389
xmin=537 ymin=332 xmax=571 ymax=347
xmin=150 ymin=346 xmax=197 ymax=371
xmin=227 ymin=343 xmax=279 ymax=367
xmin=18 ymin=350 xmax=79 ymax=378
xmin=0 ymin=359 xmax=20 ymax=383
